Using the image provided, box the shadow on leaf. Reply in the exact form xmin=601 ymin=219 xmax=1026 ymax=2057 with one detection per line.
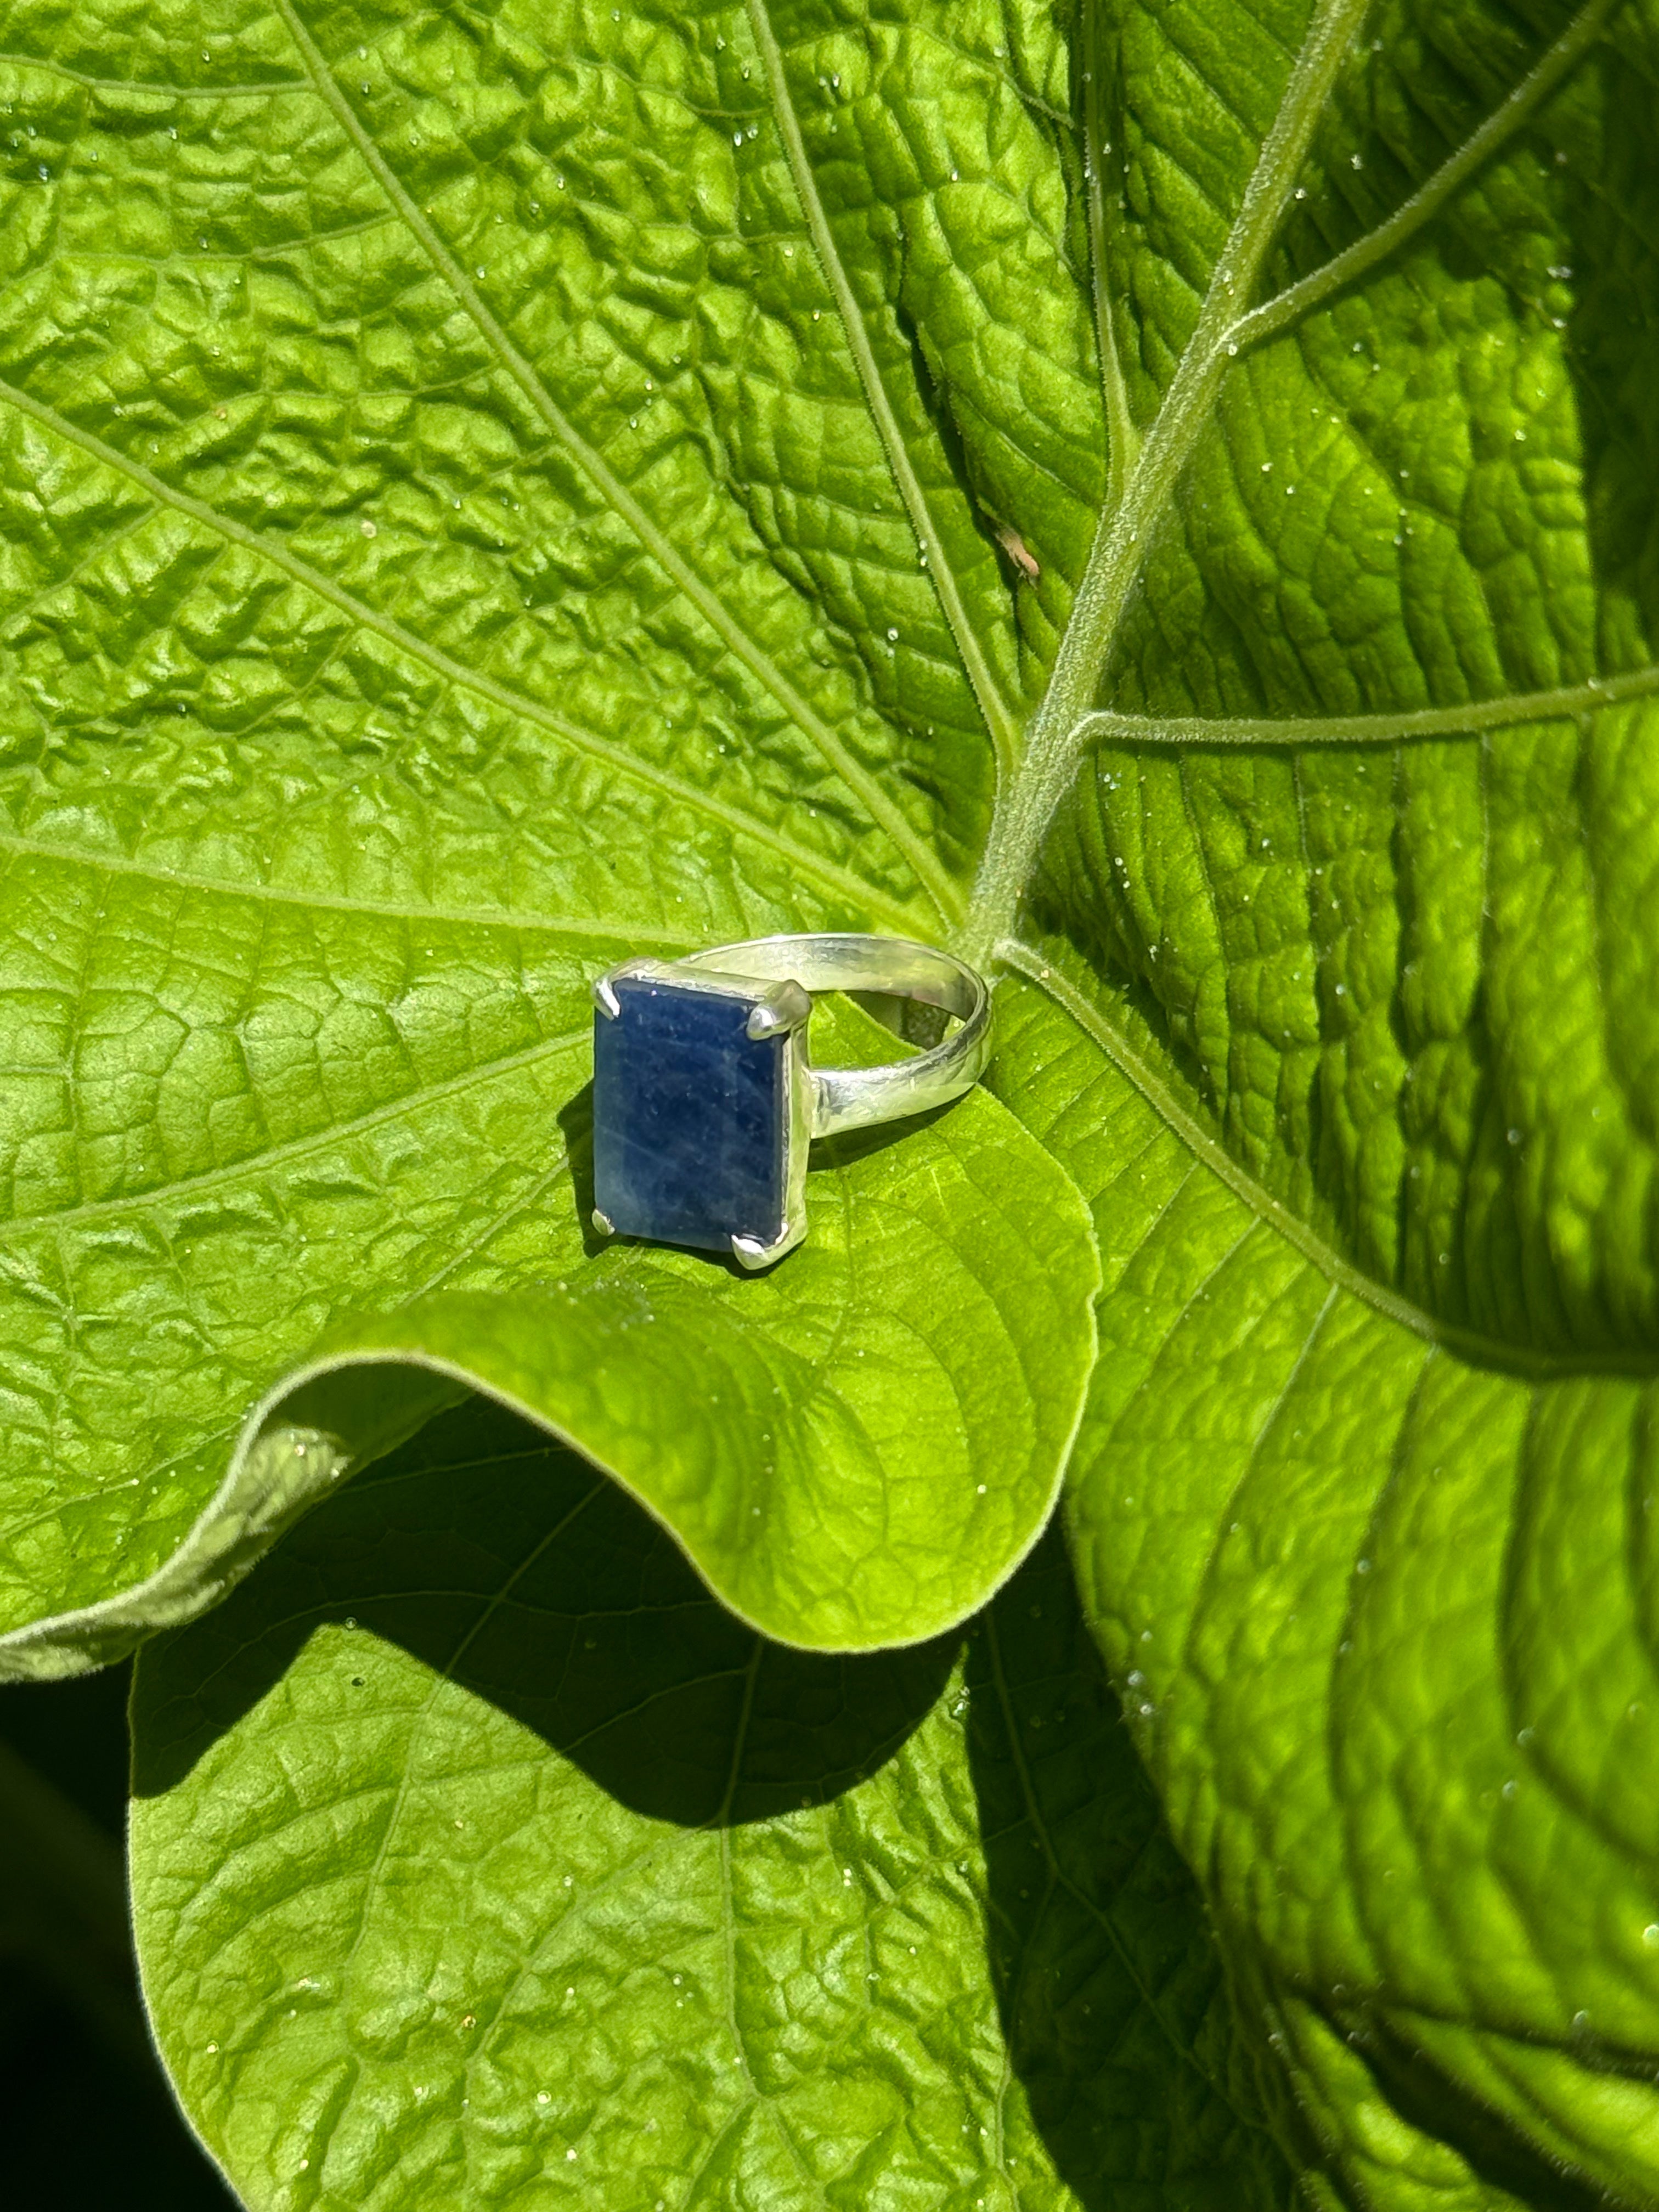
xmin=134 ymin=1393 xmax=1296 ymax=2210
xmin=134 ymin=1395 xmax=955 ymax=1822
xmin=965 ymin=1528 xmax=1297 ymax=2211
xmin=1565 ymin=28 xmax=1659 ymax=659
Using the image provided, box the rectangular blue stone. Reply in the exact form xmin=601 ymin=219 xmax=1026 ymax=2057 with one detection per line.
xmin=592 ymin=978 xmax=787 ymax=1254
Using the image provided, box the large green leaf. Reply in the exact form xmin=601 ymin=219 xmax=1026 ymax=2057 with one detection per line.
xmin=979 ymin=2 xmax=1659 ymax=2202
xmin=7 ymin=0 xmax=1659 ymax=2200
xmin=131 ymin=1400 xmax=1294 ymax=2212
xmin=0 ymin=990 xmax=1096 ymax=1672
xmin=0 ymin=0 xmax=1099 ymax=1670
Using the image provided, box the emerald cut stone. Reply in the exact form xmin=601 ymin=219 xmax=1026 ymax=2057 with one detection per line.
xmin=592 ymin=978 xmax=788 ymax=1254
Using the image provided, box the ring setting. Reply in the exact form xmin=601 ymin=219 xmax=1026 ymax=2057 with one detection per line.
xmin=590 ymin=933 xmax=992 ymax=1268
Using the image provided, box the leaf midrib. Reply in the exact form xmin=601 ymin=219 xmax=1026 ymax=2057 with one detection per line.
xmin=961 ymin=0 xmax=1632 ymax=960
xmin=960 ymin=0 xmax=1379 ymax=969
xmin=957 ymin=0 xmax=1652 ymax=1390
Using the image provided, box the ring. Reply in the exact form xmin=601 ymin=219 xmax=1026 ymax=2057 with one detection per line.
xmin=589 ymin=933 xmax=992 ymax=1268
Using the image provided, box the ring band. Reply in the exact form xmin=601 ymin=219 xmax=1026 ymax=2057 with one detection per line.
xmin=679 ymin=934 xmax=990 ymax=1139
xmin=590 ymin=933 xmax=992 ymax=1268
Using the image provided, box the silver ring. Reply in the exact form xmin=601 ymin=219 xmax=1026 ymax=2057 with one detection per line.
xmin=589 ymin=933 xmax=992 ymax=1269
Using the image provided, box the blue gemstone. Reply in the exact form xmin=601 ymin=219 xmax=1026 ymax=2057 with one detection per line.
xmin=592 ymin=979 xmax=787 ymax=1254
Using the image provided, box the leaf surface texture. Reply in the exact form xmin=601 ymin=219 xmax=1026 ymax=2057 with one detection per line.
xmin=0 ymin=0 xmax=1655 ymax=2200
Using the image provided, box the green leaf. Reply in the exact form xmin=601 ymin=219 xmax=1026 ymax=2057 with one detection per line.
xmin=1 ymin=991 xmax=1096 ymax=1672
xmin=0 ymin=0 xmax=1101 ymax=1671
xmin=972 ymin=3 xmax=1659 ymax=2202
xmin=10 ymin=0 xmax=1659 ymax=2200
xmin=995 ymin=968 xmax=1659 ymax=2209
xmin=131 ymin=1398 xmax=1294 ymax=2212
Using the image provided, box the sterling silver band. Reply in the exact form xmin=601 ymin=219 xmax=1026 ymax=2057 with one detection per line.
xmin=676 ymin=933 xmax=991 ymax=1137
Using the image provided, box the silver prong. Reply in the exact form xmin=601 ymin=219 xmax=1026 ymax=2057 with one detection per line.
xmin=746 ymin=979 xmax=812 ymax=1042
xmin=591 ymin=976 xmax=622 ymax=1019
xmin=591 ymin=1208 xmax=616 ymax=1236
xmin=730 ymin=1216 xmax=807 ymax=1271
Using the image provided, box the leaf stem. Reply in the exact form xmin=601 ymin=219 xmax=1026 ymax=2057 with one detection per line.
xmin=958 ymin=0 xmax=1376 ymax=970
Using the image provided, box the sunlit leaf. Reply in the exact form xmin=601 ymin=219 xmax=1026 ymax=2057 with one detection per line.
xmin=4 ymin=0 xmax=1657 ymax=2199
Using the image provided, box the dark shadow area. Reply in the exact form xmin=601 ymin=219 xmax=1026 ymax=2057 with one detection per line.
xmin=0 ymin=1663 xmax=233 ymax=2207
xmin=0 ymin=1967 xmax=236 ymax=2209
xmin=128 ymin=1392 xmax=1320 ymax=2206
xmin=965 ymin=1523 xmax=1299 ymax=2212
xmin=554 ymin=1076 xmax=604 ymax=1256
xmin=0 ymin=1658 xmax=129 ymax=1833
xmin=1562 ymin=27 xmax=1659 ymax=664
xmin=134 ymin=1395 xmax=955 ymax=1825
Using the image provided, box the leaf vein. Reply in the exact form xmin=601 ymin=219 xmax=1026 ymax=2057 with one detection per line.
xmin=1071 ymin=663 xmax=1659 ymax=748
xmin=1080 ymin=1 xmax=1140 ymax=514
xmin=0 ymin=830 xmax=694 ymax=944
xmin=998 ymin=940 xmax=1659 ymax=1379
xmin=745 ymin=0 xmax=1023 ymax=784
xmin=962 ymin=0 xmax=1378 ymax=964
xmin=0 ymin=52 xmax=307 ymax=96
xmin=980 ymin=1601 xmax=1279 ymax=2148
xmin=269 ymin=0 xmax=963 ymax=924
xmin=0 ymin=376 xmax=915 ymax=930
xmin=1230 ymin=0 xmax=1624 ymax=358
xmin=0 ymin=1027 xmax=589 ymax=1242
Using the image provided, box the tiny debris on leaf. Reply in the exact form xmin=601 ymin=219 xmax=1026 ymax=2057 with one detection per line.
xmin=994 ymin=523 xmax=1040 ymax=581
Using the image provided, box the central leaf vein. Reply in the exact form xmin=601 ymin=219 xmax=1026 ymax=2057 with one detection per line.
xmin=961 ymin=0 xmax=1378 ymax=968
